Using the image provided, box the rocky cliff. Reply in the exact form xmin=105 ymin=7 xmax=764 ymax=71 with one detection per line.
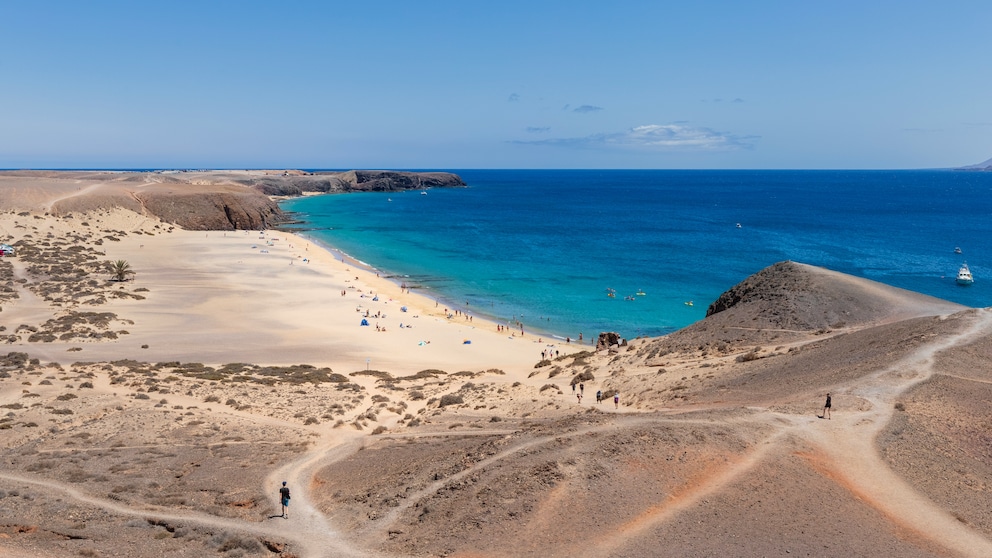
xmin=136 ymin=190 xmax=282 ymax=230
xmin=242 ymin=170 xmax=466 ymax=196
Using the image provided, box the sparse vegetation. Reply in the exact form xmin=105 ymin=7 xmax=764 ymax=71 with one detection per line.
xmin=110 ymin=259 xmax=136 ymax=282
xmin=438 ymin=394 xmax=464 ymax=407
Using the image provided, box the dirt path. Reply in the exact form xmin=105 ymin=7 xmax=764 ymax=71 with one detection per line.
xmin=796 ymin=308 xmax=992 ymax=557
xmin=576 ymin=431 xmax=789 ymax=558
xmin=0 ymin=471 xmax=298 ymax=545
xmin=40 ymin=182 xmax=107 ymax=213
xmin=270 ymin=308 xmax=992 ymax=557
xmin=7 ymin=308 xmax=990 ymax=557
xmin=265 ymin=430 xmax=379 ymax=558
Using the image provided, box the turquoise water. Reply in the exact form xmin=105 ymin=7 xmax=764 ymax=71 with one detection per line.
xmin=280 ymin=170 xmax=992 ymax=340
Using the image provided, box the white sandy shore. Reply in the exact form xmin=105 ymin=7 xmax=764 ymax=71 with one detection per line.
xmin=0 ymin=208 xmax=579 ymax=374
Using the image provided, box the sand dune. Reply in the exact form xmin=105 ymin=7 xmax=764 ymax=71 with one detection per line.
xmin=1 ymin=177 xmax=990 ymax=557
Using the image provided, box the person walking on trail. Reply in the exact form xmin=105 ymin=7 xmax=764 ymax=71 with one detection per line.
xmin=279 ymin=481 xmax=291 ymax=518
xmin=579 ymin=383 xmax=585 ymax=396
xmin=614 ymin=391 xmax=620 ymax=409
xmin=822 ymin=393 xmax=832 ymax=420
xmin=596 ymin=390 xmax=602 ymax=404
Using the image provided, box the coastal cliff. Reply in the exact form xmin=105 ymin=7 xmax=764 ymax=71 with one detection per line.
xmin=243 ymin=170 xmax=466 ymax=196
xmin=0 ymin=169 xmax=465 ymax=231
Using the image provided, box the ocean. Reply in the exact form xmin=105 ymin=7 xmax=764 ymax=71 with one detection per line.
xmin=279 ymin=170 xmax=992 ymax=340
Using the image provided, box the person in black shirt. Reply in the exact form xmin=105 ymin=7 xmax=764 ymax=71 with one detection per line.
xmin=279 ymin=481 xmax=291 ymax=518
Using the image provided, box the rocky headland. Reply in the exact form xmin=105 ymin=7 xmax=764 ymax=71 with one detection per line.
xmin=0 ymin=169 xmax=465 ymax=230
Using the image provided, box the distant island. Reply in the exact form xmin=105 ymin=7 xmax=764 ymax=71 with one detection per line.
xmin=955 ymin=156 xmax=992 ymax=171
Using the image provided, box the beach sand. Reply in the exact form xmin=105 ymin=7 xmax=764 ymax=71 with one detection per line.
xmin=0 ymin=208 xmax=572 ymax=373
xmin=2 ymin=174 xmax=992 ymax=558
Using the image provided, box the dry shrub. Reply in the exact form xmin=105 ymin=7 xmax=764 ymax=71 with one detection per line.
xmin=212 ymin=532 xmax=263 ymax=553
xmin=571 ymin=370 xmax=595 ymax=383
xmin=438 ymin=394 xmax=464 ymax=407
xmin=737 ymin=349 xmax=761 ymax=362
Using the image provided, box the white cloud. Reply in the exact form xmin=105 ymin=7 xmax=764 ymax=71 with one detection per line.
xmin=513 ymin=124 xmax=758 ymax=151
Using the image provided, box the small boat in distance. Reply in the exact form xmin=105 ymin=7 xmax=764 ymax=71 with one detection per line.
xmin=956 ymin=262 xmax=974 ymax=286
xmin=636 ymin=290 xmax=646 ymax=296
xmin=954 ymin=247 xmax=962 ymax=254
xmin=421 ymin=191 xmax=428 ymax=195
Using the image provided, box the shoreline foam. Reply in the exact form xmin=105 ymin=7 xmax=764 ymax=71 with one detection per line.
xmin=280 ymin=220 xmax=574 ymax=344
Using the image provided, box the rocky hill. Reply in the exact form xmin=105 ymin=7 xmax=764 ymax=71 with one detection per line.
xmin=630 ymin=260 xmax=965 ymax=361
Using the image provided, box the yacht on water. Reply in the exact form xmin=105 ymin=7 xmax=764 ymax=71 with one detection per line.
xmin=956 ymin=262 xmax=974 ymax=286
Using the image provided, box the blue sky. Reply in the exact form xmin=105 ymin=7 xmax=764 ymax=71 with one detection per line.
xmin=2 ymin=1 xmax=990 ymax=169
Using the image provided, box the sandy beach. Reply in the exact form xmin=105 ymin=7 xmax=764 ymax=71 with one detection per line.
xmin=0 ymin=206 xmax=572 ymax=374
xmin=3 ymin=172 xmax=992 ymax=558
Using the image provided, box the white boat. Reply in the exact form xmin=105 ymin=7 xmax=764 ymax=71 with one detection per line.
xmin=954 ymin=247 xmax=962 ymax=254
xmin=956 ymin=262 xmax=974 ymax=286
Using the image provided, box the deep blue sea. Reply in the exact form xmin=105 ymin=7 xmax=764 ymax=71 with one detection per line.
xmin=279 ymin=170 xmax=992 ymax=340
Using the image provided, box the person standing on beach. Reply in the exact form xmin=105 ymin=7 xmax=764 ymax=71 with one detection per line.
xmin=579 ymin=383 xmax=585 ymax=396
xmin=279 ymin=481 xmax=291 ymax=518
xmin=614 ymin=391 xmax=619 ymax=409
xmin=823 ymin=393 xmax=832 ymax=420
xmin=596 ymin=390 xmax=602 ymax=404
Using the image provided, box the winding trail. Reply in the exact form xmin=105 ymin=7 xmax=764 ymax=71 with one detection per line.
xmin=40 ymin=182 xmax=107 ymax=213
xmin=0 ymin=471 xmax=296 ymax=545
xmin=4 ymin=310 xmax=991 ymax=557
xmin=795 ymin=308 xmax=992 ymax=557
xmin=265 ymin=431 xmax=375 ymax=558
